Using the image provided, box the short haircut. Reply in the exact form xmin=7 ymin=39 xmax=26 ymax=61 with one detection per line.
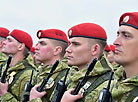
xmin=87 ymin=38 xmax=107 ymax=58
xmin=0 ymin=37 xmax=6 ymax=41
xmin=17 ymin=41 xmax=29 ymax=58
xmin=50 ymin=39 xmax=68 ymax=58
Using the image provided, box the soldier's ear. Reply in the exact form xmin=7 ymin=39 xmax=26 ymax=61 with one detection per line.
xmin=91 ymin=44 xmax=100 ymax=56
xmin=53 ymin=46 xmax=62 ymax=56
xmin=18 ymin=43 xmax=25 ymax=51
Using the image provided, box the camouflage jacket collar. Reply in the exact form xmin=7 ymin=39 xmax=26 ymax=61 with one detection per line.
xmin=69 ymin=55 xmax=112 ymax=82
xmin=120 ymin=73 xmax=138 ymax=86
xmin=0 ymin=52 xmax=7 ymax=62
xmin=39 ymin=58 xmax=69 ymax=76
xmin=7 ymin=59 xmax=28 ymax=72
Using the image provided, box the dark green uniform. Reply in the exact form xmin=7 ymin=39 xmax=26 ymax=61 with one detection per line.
xmin=66 ymin=55 xmax=113 ymax=102
xmin=0 ymin=56 xmax=38 ymax=102
xmin=30 ymin=57 xmax=69 ymax=102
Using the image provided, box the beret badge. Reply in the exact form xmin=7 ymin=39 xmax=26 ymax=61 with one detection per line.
xmin=69 ymin=30 xmax=72 ymax=37
xmin=123 ymin=16 xmax=129 ymax=23
xmin=38 ymin=31 xmax=41 ymax=38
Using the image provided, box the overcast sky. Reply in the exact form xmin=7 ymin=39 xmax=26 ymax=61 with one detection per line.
xmin=1 ymin=0 xmax=138 ymax=46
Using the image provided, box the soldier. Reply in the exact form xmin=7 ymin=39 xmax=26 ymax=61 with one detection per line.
xmin=29 ymin=29 xmax=69 ymax=102
xmin=104 ymin=44 xmax=111 ymax=57
xmin=111 ymin=12 xmax=138 ymax=102
xmin=0 ymin=29 xmax=37 ymax=102
xmin=106 ymin=44 xmax=120 ymax=71
xmin=80 ymin=12 xmax=138 ymax=102
xmin=0 ymin=27 xmax=10 ymax=66
xmin=61 ymin=23 xmax=113 ymax=102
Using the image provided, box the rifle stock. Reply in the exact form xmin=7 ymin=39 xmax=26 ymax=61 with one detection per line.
xmin=98 ymin=72 xmax=114 ymax=102
xmin=52 ymin=68 xmax=70 ymax=102
xmin=22 ymin=70 xmax=34 ymax=102
xmin=71 ymin=57 xmax=98 ymax=95
xmin=37 ymin=60 xmax=59 ymax=92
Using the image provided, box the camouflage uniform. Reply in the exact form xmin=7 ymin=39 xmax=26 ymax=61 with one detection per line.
xmin=0 ymin=56 xmax=38 ymax=102
xmin=84 ymin=65 xmax=123 ymax=102
xmin=85 ymin=65 xmax=138 ymax=102
xmin=0 ymin=52 xmax=7 ymax=66
xmin=30 ymin=57 xmax=69 ymax=102
xmin=67 ymin=55 xmax=113 ymax=102
xmin=112 ymin=64 xmax=121 ymax=72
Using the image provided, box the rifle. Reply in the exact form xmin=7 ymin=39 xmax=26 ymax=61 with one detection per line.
xmin=22 ymin=69 xmax=34 ymax=102
xmin=0 ymin=64 xmax=4 ymax=77
xmin=71 ymin=57 xmax=98 ymax=95
xmin=1 ymin=55 xmax=12 ymax=83
xmin=52 ymin=68 xmax=70 ymax=102
xmin=37 ymin=60 xmax=59 ymax=92
xmin=98 ymin=72 xmax=114 ymax=102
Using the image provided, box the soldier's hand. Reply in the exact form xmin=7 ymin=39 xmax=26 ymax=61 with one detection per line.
xmin=61 ymin=88 xmax=83 ymax=102
xmin=29 ymin=84 xmax=46 ymax=100
xmin=0 ymin=81 xmax=8 ymax=96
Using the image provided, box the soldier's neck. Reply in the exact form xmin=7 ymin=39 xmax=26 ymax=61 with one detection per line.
xmin=78 ymin=64 xmax=87 ymax=71
xmin=124 ymin=62 xmax=138 ymax=78
xmin=10 ymin=54 xmax=24 ymax=67
xmin=44 ymin=57 xmax=61 ymax=66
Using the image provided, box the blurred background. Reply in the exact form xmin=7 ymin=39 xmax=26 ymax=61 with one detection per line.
xmin=1 ymin=0 xmax=138 ymax=46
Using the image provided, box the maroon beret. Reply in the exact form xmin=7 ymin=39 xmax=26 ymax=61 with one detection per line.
xmin=0 ymin=27 xmax=10 ymax=38
xmin=10 ymin=29 xmax=33 ymax=50
xmin=119 ymin=12 xmax=138 ymax=30
xmin=105 ymin=44 xmax=111 ymax=52
xmin=68 ymin=23 xmax=107 ymax=41
xmin=110 ymin=44 xmax=115 ymax=52
xmin=30 ymin=47 xmax=35 ymax=53
xmin=37 ymin=29 xmax=69 ymax=44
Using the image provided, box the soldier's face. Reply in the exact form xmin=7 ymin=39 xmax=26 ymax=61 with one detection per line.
xmin=34 ymin=38 xmax=55 ymax=65
xmin=114 ymin=25 xmax=138 ymax=66
xmin=2 ymin=36 xmax=20 ymax=55
xmin=107 ymin=51 xmax=115 ymax=64
xmin=66 ymin=37 xmax=93 ymax=70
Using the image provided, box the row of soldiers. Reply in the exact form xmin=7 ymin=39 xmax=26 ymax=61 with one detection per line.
xmin=0 ymin=11 xmax=138 ymax=102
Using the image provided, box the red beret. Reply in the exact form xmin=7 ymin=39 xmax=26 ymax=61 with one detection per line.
xmin=10 ymin=29 xmax=33 ymax=50
xmin=119 ymin=12 xmax=138 ymax=30
xmin=68 ymin=23 xmax=107 ymax=41
xmin=30 ymin=47 xmax=35 ymax=53
xmin=110 ymin=44 xmax=115 ymax=52
xmin=37 ymin=29 xmax=69 ymax=44
xmin=0 ymin=27 xmax=10 ymax=38
xmin=105 ymin=44 xmax=111 ymax=52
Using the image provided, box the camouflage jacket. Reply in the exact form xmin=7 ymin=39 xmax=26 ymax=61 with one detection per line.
xmin=30 ymin=57 xmax=69 ymax=102
xmin=86 ymin=65 xmax=138 ymax=102
xmin=67 ymin=55 xmax=113 ymax=102
xmin=0 ymin=52 xmax=7 ymax=66
xmin=0 ymin=56 xmax=38 ymax=102
xmin=111 ymin=66 xmax=138 ymax=102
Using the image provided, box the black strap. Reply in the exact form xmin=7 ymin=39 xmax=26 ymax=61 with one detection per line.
xmin=77 ymin=71 xmax=111 ymax=102
xmin=100 ymin=57 xmax=111 ymax=70
xmin=0 ymin=63 xmax=4 ymax=77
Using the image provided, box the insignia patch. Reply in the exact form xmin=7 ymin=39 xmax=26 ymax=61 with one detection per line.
xmin=8 ymin=71 xmax=16 ymax=84
xmin=79 ymin=81 xmax=91 ymax=95
xmin=69 ymin=30 xmax=72 ymax=37
xmin=123 ymin=16 xmax=129 ymax=23
xmin=45 ymin=78 xmax=54 ymax=89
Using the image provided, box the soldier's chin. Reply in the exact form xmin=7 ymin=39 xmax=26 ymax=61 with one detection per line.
xmin=1 ymin=51 xmax=9 ymax=55
xmin=67 ymin=61 xmax=74 ymax=66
